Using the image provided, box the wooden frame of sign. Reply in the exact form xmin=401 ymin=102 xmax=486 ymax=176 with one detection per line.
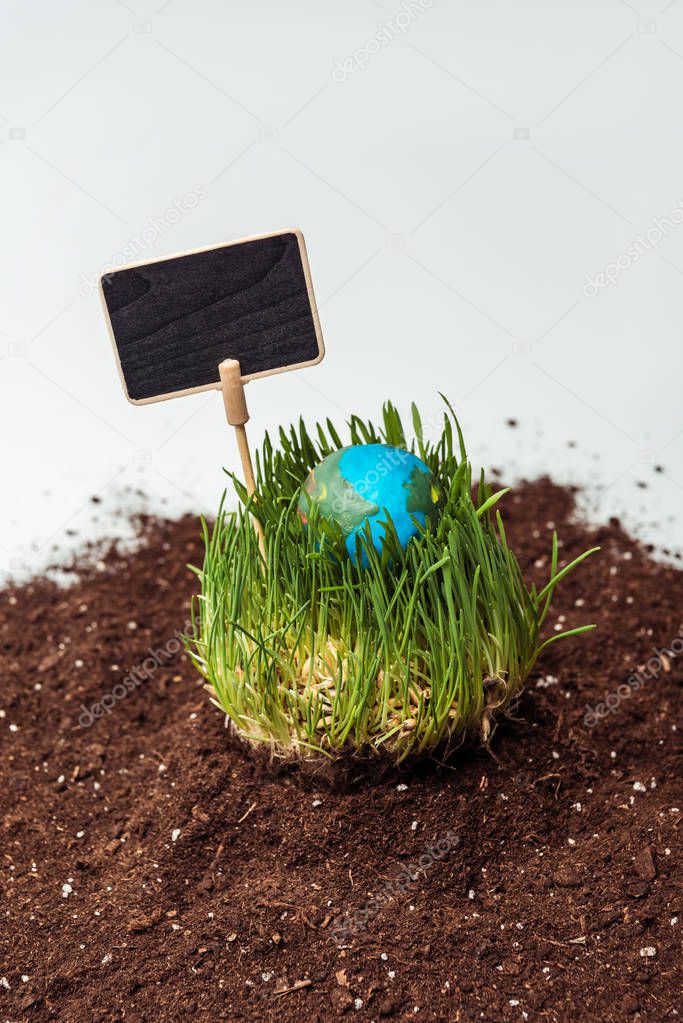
xmin=99 ymin=228 xmax=325 ymax=555
xmin=99 ymin=228 xmax=324 ymax=404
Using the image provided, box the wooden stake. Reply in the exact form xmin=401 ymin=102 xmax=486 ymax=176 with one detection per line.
xmin=219 ymin=359 xmax=266 ymax=558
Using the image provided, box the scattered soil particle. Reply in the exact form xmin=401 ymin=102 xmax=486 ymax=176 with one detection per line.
xmin=0 ymin=480 xmax=681 ymax=1022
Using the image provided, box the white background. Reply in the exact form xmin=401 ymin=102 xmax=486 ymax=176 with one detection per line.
xmin=1 ymin=0 xmax=682 ymax=579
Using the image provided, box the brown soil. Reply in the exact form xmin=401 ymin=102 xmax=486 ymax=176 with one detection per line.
xmin=0 ymin=479 xmax=681 ymax=1023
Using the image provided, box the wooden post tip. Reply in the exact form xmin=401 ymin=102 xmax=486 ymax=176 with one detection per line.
xmin=219 ymin=359 xmax=249 ymax=426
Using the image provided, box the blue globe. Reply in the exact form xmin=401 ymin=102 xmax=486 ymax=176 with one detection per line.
xmin=298 ymin=443 xmax=441 ymax=564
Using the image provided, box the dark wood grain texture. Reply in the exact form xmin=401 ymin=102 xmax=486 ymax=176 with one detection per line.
xmin=100 ymin=231 xmax=322 ymax=402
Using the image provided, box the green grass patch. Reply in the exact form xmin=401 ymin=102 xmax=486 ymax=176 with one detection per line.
xmin=186 ymin=399 xmax=597 ymax=762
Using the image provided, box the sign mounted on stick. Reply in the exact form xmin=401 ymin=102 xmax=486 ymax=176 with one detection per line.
xmin=99 ymin=228 xmax=325 ymax=551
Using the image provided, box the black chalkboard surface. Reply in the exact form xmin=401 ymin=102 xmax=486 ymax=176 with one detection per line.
xmin=100 ymin=229 xmax=324 ymax=404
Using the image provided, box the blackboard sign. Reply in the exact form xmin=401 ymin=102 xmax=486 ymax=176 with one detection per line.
xmin=99 ymin=229 xmax=324 ymax=404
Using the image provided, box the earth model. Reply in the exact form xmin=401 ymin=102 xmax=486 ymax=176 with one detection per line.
xmin=297 ymin=443 xmax=441 ymax=563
